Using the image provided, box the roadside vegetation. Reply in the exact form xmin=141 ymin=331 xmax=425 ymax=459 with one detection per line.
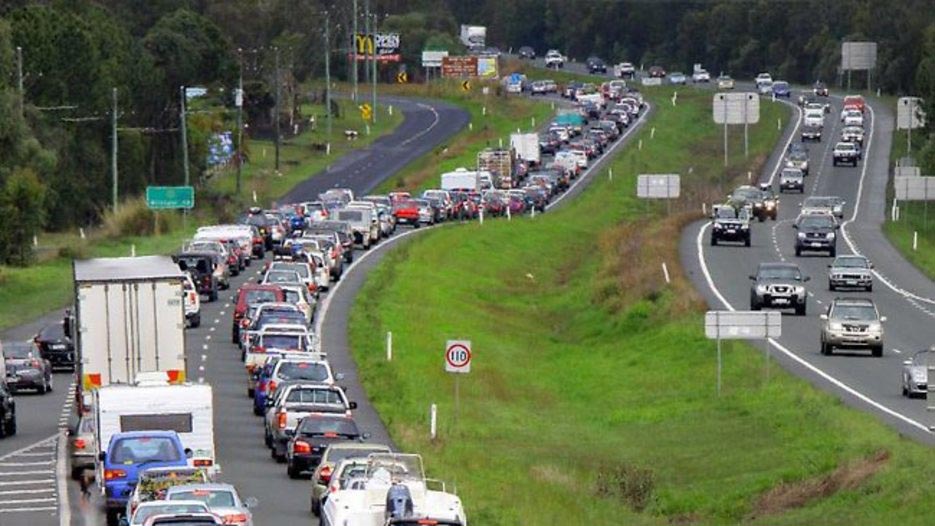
xmin=350 ymin=87 xmax=935 ymax=524
xmin=884 ymin=124 xmax=935 ymax=279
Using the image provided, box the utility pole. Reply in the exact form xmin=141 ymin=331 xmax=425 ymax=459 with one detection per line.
xmin=16 ymin=46 xmax=23 ymax=118
xmin=111 ymin=88 xmax=118 ymax=213
xmin=364 ymin=0 xmax=371 ymax=86
xmin=236 ymin=49 xmax=244 ymax=195
xmin=352 ymin=0 xmax=358 ymax=102
xmin=274 ymin=47 xmax=281 ymax=172
xmin=180 ymin=86 xmax=190 ymax=188
xmin=371 ymin=13 xmax=377 ymax=124
xmin=324 ymin=13 xmax=333 ymax=148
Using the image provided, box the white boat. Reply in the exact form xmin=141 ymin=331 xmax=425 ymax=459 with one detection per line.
xmin=321 ymin=453 xmax=467 ymax=526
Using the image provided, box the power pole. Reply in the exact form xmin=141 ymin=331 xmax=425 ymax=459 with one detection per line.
xmin=236 ymin=48 xmax=244 ymax=195
xmin=364 ymin=0 xmax=370 ymax=86
xmin=371 ymin=13 xmax=377 ymax=124
xmin=352 ymin=0 xmax=358 ymax=102
xmin=324 ymin=13 xmax=333 ymax=147
xmin=111 ymin=88 xmax=118 ymax=213
xmin=16 ymin=46 xmax=23 ymax=118
xmin=180 ymin=86 xmax=190 ymax=188
xmin=274 ymin=47 xmax=281 ymax=172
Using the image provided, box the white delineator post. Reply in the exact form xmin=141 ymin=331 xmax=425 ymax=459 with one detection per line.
xmin=430 ymin=403 xmax=437 ymax=440
xmin=386 ymin=331 xmax=393 ymax=361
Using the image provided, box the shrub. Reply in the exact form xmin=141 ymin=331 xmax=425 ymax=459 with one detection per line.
xmin=100 ymin=199 xmax=173 ymax=238
xmin=595 ymin=463 xmax=655 ymax=512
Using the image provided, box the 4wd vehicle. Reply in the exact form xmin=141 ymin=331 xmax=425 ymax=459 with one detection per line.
xmin=794 ymin=213 xmax=838 ymax=257
xmin=820 ymin=297 xmax=885 ymax=357
xmin=174 ymin=252 xmax=220 ymax=301
xmin=727 ymin=185 xmax=775 ymax=221
xmin=832 ymin=141 xmax=861 ymax=166
xmin=648 ymin=65 xmax=666 ymax=78
xmin=813 ymin=80 xmax=829 ymax=96
xmin=841 ymin=125 xmax=865 ymax=146
xmin=801 ymin=122 xmax=822 ymax=142
xmin=780 ymin=168 xmax=805 ymax=193
xmin=544 ymin=49 xmax=564 ymax=69
xmin=828 ymin=255 xmax=873 ymax=291
xmin=615 ymin=62 xmax=636 ymax=78
xmin=710 ymin=205 xmax=751 ymax=246
xmin=716 ymin=74 xmax=734 ymax=90
xmin=586 ymin=56 xmax=607 ymax=74
xmin=517 ymin=46 xmax=535 ymax=59
xmin=750 ymin=262 xmax=809 ymax=315
xmin=801 ymin=196 xmax=845 ymax=219
xmin=785 ymin=149 xmax=810 ymax=175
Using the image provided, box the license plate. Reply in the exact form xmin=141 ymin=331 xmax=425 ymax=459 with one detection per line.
xmin=726 ymin=229 xmax=736 ymax=234
xmin=846 ymin=280 xmax=857 ymax=285
xmin=773 ymin=298 xmax=789 ymax=305
xmin=811 ymin=242 xmax=823 ymax=248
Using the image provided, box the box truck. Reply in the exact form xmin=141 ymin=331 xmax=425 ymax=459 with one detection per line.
xmin=441 ymin=168 xmax=487 ymax=192
xmin=510 ymin=133 xmax=540 ymax=167
xmin=70 ymin=256 xmax=187 ymax=408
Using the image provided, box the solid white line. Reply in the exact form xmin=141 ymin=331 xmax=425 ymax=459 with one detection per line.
xmin=696 ymin=222 xmax=932 ymax=434
xmin=13 ymin=453 xmax=51 ymax=457
xmin=399 ymin=103 xmax=442 ymax=147
xmin=893 ymin=349 xmax=902 ymax=354
xmin=57 ymin=430 xmax=69 ymax=526
xmin=0 ymin=498 xmax=57 ymax=504
xmin=0 ymin=507 xmax=59 ymax=513
xmin=0 ymin=461 xmax=53 ymax=467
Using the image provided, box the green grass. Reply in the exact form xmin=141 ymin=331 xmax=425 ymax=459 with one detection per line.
xmin=0 ymin=98 xmax=403 ymax=332
xmin=373 ymin=80 xmax=554 ymax=193
xmin=349 ymin=87 xmax=935 ymax=525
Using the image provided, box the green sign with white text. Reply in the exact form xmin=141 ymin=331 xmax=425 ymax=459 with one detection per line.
xmin=146 ymin=186 xmax=194 ymax=210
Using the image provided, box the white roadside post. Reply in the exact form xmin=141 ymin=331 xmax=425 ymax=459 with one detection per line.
xmin=430 ymin=403 xmax=437 ymax=440
xmin=705 ymin=310 xmax=782 ymax=396
xmin=662 ymin=262 xmax=670 ymax=284
xmin=386 ymin=331 xmax=393 ymax=361
xmin=445 ymin=340 xmax=472 ymax=428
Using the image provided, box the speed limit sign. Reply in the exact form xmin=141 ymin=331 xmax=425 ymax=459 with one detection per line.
xmin=445 ymin=340 xmax=472 ymax=374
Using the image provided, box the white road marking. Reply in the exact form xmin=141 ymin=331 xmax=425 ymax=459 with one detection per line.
xmin=0 ymin=435 xmax=57 ymax=462
xmin=0 ymin=461 xmax=53 ymax=467
xmin=893 ymin=349 xmax=902 ymax=354
xmin=206 ymin=335 xmax=212 ymax=341
xmin=0 ymin=470 xmax=56 ymax=476
xmin=0 ymin=479 xmax=54 ymax=487
xmin=0 ymin=488 xmax=55 ymax=496
xmin=0 ymin=507 xmax=58 ymax=513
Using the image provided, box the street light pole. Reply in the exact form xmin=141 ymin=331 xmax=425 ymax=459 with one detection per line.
xmin=352 ymin=0 xmax=358 ymax=102
xmin=16 ymin=46 xmax=23 ymax=118
xmin=236 ymin=48 xmax=244 ymax=195
xmin=364 ymin=0 xmax=370 ymax=86
xmin=180 ymin=85 xmax=190 ymax=188
xmin=371 ymin=13 xmax=377 ymax=124
xmin=324 ymin=13 xmax=333 ymax=149
xmin=274 ymin=46 xmax=281 ymax=172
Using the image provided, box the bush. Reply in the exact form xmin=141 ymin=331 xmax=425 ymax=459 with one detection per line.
xmin=595 ymin=463 xmax=655 ymax=512
xmin=100 ymin=199 xmax=174 ymax=238
xmin=57 ymin=241 xmax=89 ymax=260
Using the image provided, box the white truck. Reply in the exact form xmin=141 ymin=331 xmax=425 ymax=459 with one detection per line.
xmin=70 ymin=256 xmax=187 ymax=410
xmin=510 ymin=133 xmax=540 ymax=167
xmin=441 ymin=168 xmax=485 ymax=192
xmin=93 ymin=378 xmax=217 ymax=474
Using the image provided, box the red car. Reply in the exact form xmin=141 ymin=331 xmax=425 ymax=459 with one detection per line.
xmin=843 ymin=95 xmax=865 ymax=113
xmin=232 ymin=284 xmax=285 ymax=343
xmin=392 ymin=199 xmax=421 ymax=227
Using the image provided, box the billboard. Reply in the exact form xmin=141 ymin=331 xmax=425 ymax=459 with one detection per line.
xmin=207 ymin=132 xmax=234 ymax=167
xmin=477 ymin=56 xmax=498 ymax=79
xmin=352 ymin=33 xmax=401 ymax=62
xmin=442 ymin=56 xmax=478 ymax=78
xmin=460 ymin=25 xmax=486 ymax=48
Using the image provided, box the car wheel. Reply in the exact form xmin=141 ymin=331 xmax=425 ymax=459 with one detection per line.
xmin=866 ymin=284 xmax=873 ymax=292
xmin=312 ymin=496 xmax=320 ymax=516
xmin=744 ymin=236 xmax=751 ymax=247
xmin=264 ymin=429 xmax=272 ymax=448
xmin=796 ymin=302 xmax=806 ymax=316
xmin=902 ymin=384 xmax=909 ymax=397
xmin=106 ymin=509 xmax=120 ymax=526
xmin=253 ymin=404 xmax=264 ymax=417
xmin=829 ymin=281 xmax=835 ymax=291
xmin=795 ymin=246 xmax=802 ymax=257
xmin=209 ymin=289 xmax=219 ymax=302
xmin=190 ymin=314 xmax=201 ymax=328
xmin=710 ymin=235 xmax=717 ymax=246
xmin=872 ymin=346 xmax=883 ymax=358
xmin=287 ymin=462 xmax=301 ymax=479
xmin=71 ymin=465 xmax=84 ymax=480
xmin=47 ymin=375 xmax=53 ymax=392
xmin=821 ymin=342 xmax=831 ymax=355
xmin=829 ymin=247 xmax=836 ymax=257
xmin=247 ymin=387 xmax=254 ymax=398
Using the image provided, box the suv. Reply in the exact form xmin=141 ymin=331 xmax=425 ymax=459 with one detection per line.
xmin=794 ymin=213 xmax=838 ymax=257
xmin=586 ymin=56 xmax=607 ymax=74
xmin=785 ymin=149 xmax=809 ymax=175
xmin=727 ymin=185 xmax=775 ymax=221
xmin=173 ymin=252 xmax=220 ymax=302
xmin=828 ymin=255 xmax=873 ymax=291
xmin=832 ymin=142 xmax=861 ymax=166
xmin=749 ymin=262 xmax=810 ymax=315
xmin=544 ymin=50 xmax=564 ymax=69
xmin=841 ymin=125 xmax=865 ymax=146
xmin=780 ymin=168 xmax=805 ymax=193
xmin=820 ymin=298 xmax=885 ymax=357
xmin=710 ymin=205 xmax=751 ymax=246
xmin=183 ymin=273 xmax=201 ymax=328
xmin=517 ymin=46 xmax=535 ymax=59
xmin=801 ymin=123 xmax=822 ymax=142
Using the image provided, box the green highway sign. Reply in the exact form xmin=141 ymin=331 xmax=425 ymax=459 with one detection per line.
xmin=146 ymin=186 xmax=194 ymax=210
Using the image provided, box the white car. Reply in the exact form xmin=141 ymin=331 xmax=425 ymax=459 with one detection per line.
xmin=757 ymin=81 xmax=773 ymax=95
xmin=279 ymin=284 xmax=315 ymax=323
xmin=841 ymin=109 xmax=864 ymax=127
xmin=692 ymin=68 xmax=710 ymax=83
xmin=614 ymin=62 xmax=635 ymax=78
xmin=717 ymin=75 xmax=735 ymax=90
xmin=803 ymin=109 xmax=824 ymax=128
xmin=755 ymin=72 xmax=773 ymax=87
xmin=544 ymin=49 xmax=564 ymax=69
xmin=165 ymin=483 xmax=257 ymax=526
xmin=183 ymin=273 xmax=201 ymax=328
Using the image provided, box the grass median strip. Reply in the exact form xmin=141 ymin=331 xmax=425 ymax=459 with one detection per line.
xmin=350 ymin=87 xmax=935 ymax=524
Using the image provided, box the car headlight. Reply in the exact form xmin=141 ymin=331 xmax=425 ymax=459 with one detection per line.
xmin=794 ymin=286 xmax=805 ymax=295
xmin=798 ymin=232 xmax=807 ymax=239
xmin=713 ymin=223 xmax=722 ymax=229
xmin=829 ymin=322 xmax=844 ymax=331
xmin=741 ymin=224 xmax=749 ymax=230
xmin=756 ymin=285 xmax=768 ymax=293
xmin=868 ymin=322 xmax=883 ymax=333
xmin=826 ymin=232 xmax=835 ymax=239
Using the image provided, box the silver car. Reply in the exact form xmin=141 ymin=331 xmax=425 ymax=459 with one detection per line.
xmin=828 ymin=255 xmax=873 ymax=291
xmin=165 ymin=483 xmax=257 ymax=526
xmin=820 ymin=297 xmax=885 ymax=357
xmin=801 ymin=196 xmax=845 ymax=219
xmin=901 ymin=349 xmax=932 ymax=398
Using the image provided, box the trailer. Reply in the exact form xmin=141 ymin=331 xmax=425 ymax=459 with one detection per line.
xmin=477 ymin=149 xmax=514 ymax=189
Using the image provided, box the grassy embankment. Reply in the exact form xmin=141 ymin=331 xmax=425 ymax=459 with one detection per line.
xmin=0 ymin=99 xmax=402 ymax=331
xmin=349 ymin=86 xmax=935 ymax=525
xmin=883 ymin=113 xmax=935 ymax=279
xmin=372 ymin=79 xmax=555 ymax=193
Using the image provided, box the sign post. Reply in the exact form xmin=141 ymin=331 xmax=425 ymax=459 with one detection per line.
xmin=637 ymin=174 xmax=680 ymax=215
xmin=713 ymin=93 xmax=760 ymax=168
xmin=705 ymin=311 xmax=782 ymax=396
xmin=841 ymin=41 xmax=878 ymax=92
xmin=897 ymin=97 xmax=926 ymax=154
xmin=445 ymin=340 xmax=472 ymax=427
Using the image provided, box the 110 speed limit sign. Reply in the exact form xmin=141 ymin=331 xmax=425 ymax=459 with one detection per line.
xmin=445 ymin=340 xmax=472 ymax=374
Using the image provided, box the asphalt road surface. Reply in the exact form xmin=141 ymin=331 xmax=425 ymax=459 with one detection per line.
xmin=0 ymin=96 xmax=468 ymax=526
xmin=680 ymin=90 xmax=935 ymax=444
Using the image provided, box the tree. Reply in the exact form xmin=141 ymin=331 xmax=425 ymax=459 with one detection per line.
xmin=0 ymin=167 xmax=47 ymax=265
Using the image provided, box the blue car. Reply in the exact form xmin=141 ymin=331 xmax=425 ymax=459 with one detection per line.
xmin=772 ymin=81 xmax=791 ymax=98
xmin=253 ymin=355 xmax=283 ymax=415
xmin=100 ymin=431 xmax=190 ymax=525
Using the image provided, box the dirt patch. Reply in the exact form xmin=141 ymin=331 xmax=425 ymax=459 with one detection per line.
xmin=751 ymin=450 xmax=890 ymax=518
xmin=530 ymin=464 xmax=577 ymax=487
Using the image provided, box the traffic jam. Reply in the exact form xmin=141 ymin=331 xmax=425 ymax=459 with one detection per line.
xmin=0 ymin=79 xmax=646 ymax=525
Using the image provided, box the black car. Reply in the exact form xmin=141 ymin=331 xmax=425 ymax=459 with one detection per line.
xmin=794 ymin=213 xmax=838 ymax=257
xmin=727 ymin=186 xmax=774 ymax=221
xmin=586 ymin=56 xmax=607 ymax=74
xmin=240 ymin=209 xmax=276 ymax=252
xmin=34 ymin=321 xmax=76 ymax=370
xmin=3 ymin=341 xmax=53 ymax=394
xmin=174 ymin=252 xmax=219 ymax=301
xmin=285 ymin=415 xmax=368 ymax=478
xmin=710 ymin=205 xmax=751 ymax=246
xmin=523 ymin=186 xmax=549 ymax=212
xmin=0 ymin=381 xmax=15 ymax=438
xmin=517 ymin=46 xmax=535 ymax=59
xmin=749 ymin=262 xmax=810 ymax=316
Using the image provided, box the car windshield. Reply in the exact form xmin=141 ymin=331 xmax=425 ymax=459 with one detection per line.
xmin=298 ymin=418 xmax=359 ymax=436
xmin=834 ymin=257 xmax=869 ymax=269
xmin=285 ymin=387 xmax=342 ymax=404
xmin=774 ymin=82 xmax=789 ymax=89
xmin=832 ymin=304 xmax=878 ymax=321
xmin=260 ymin=335 xmax=305 ymax=350
xmin=283 ymin=290 xmax=304 ymax=304
xmin=265 ymin=271 xmax=300 ymax=284
xmin=244 ymin=290 xmax=279 ymax=305
xmin=804 ymin=198 xmax=833 ymax=208
xmin=715 ymin=207 xmax=737 ymax=219
xmin=110 ymin=437 xmax=181 ymax=464
xmin=257 ymin=313 xmax=305 ymax=327
xmin=169 ymin=489 xmax=236 ymax=508
xmin=132 ymin=503 xmax=209 ymax=525
xmin=912 ymin=351 xmax=932 ymax=367
xmin=328 ymin=447 xmax=388 ymax=463
xmin=277 ymin=362 xmax=328 ymax=382
xmin=272 ymin=264 xmax=309 ymax=278
xmin=799 ymin=215 xmax=835 ymax=228
xmin=3 ymin=342 xmax=36 ymax=359
xmin=732 ymin=188 xmax=760 ymax=200
xmin=782 ymin=169 xmax=802 ymax=179
xmin=758 ymin=266 xmax=802 ymax=280
xmin=39 ymin=324 xmax=66 ymax=340
xmin=838 ymin=143 xmax=857 ymax=151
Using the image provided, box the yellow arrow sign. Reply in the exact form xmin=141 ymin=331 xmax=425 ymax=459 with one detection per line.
xmin=359 ymin=104 xmax=372 ymax=120
xmin=396 ymin=72 xmax=408 ymax=84
xmin=461 ymin=80 xmax=471 ymax=91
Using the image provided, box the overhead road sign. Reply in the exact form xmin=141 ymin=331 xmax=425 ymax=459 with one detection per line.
xmin=146 ymin=186 xmax=194 ymax=210
xmin=637 ymin=174 xmax=680 ymax=199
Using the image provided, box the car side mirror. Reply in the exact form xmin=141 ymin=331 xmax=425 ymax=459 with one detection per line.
xmin=804 ymin=276 xmax=811 ymax=282
xmin=244 ymin=497 xmax=259 ymax=509
xmin=184 ymin=448 xmax=193 ymax=459
xmin=834 ymin=224 xmax=840 ymax=230
xmin=266 ymin=399 xmax=275 ymax=408
xmin=870 ymin=263 xmax=875 ymax=269
xmin=827 ymin=264 xmax=832 ymax=268
xmin=361 ymin=432 xmax=372 ymax=440
xmin=792 ymin=224 xmax=799 ymax=229
xmin=880 ymin=316 xmax=887 ymax=323
xmin=820 ymin=314 xmax=828 ymax=320
xmin=748 ymin=275 xmax=756 ymax=280
xmin=349 ymin=401 xmax=358 ymax=410
xmin=99 ymin=451 xmax=107 ymax=461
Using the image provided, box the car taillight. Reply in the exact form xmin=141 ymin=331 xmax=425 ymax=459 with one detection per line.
xmin=223 ymin=513 xmax=249 ymax=525
xmin=193 ymin=459 xmax=213 ymax=467
xmin=73 ymin=438 xmax=87 ymax=450
xmin=293 ymin=440 xmax=311 ymax=454
xmin=189 ymin=292 xmax=197 ymax=303
xmin=318 ymin=465 xmax=332 ymax=484
xmin=277 ymin=412 xmax=287 ymax=429
xmin=31 ymin=359 xmax=41 ymax=368
xmin=268 ymin=380 xmax=277 ymax=393
xmin=252 ymin=346 xmax=265 ymax=354
xmin=104 ymin=468 xmax=126 ymax=481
